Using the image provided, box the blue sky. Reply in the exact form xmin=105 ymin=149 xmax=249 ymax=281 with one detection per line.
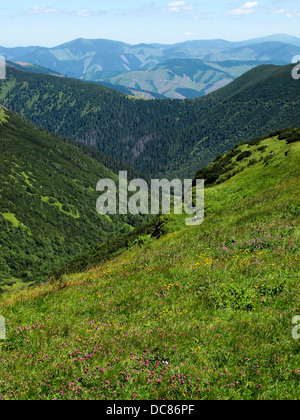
xmin=1 ymin=1 xmax=300 ymax=47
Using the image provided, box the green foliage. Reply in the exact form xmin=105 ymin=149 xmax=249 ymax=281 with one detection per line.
xmin=210 ymin=281 xmax=286 ymax=311
xmin=236 ymin=151 xmax=252 ymax=162
xmin=257 ymin=146 xmax=267 ymax=152
xmin=194 ymin=126 xmax=300 ymax=187
xmin=210 ymin=284 xmax=256 ymax=310
xmin=130 ymin=235 xmax=153 ymax=248
xmin=255 ymin=282 xmax=286 ymax=298
xmin=277 ymin=127 xmax=300 ymax=144
xmin=194 ymin=149 xmax=239 ymax=186
xmin=52 ymin=216 xmax=163 ymax=280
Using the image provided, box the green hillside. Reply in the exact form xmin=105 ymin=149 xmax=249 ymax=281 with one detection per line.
xmin=52 ymin=126 xmax=300 ymax=278
xmin=7 ymin=61 xmax=62 ymax=77
xmin=0 ymin=106 xmax=147 ymax=291
xmin=1 ymin=64 xmax=300 ymax=178
xmin=0 ymin=131 xmax=299 ymax=400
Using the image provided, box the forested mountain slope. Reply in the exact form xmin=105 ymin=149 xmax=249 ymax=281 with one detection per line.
xmin=0 ymin=106 xmax=146 ymax=290
xmin=0 ymin=64 xmax=300 ymax=178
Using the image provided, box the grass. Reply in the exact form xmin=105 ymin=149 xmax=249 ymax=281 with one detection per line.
xmin=0 ymin=106 xmax=8 ymax=124
xmin=0 ymin=278 xmax=35 ymax=295
xmin=0 ymin=212 xmax=31 ymax=234
xmin=41 ymin=196 xmax=80 ymax=219
xmin=0 ymin=136 xmax=299 ymax=400
xmin=1 ymin=212 xmax=21 ymax=228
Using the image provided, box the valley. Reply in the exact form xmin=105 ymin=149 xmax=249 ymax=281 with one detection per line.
xmin=1 ymin=63 xmax=300 ymax=179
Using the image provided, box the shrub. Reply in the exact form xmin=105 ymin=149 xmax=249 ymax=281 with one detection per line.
xmin=278 ymin=128 xmax=300 ymax=143
xmin=286 ymin=136 xmax=300 ymax=144
xmin=210 ymin=284 xmax=256 ymax=311
xmin=236 ymin=151 xmax=252 ymax=162
xmin=257 ymin=146 xmax=267 ymax=152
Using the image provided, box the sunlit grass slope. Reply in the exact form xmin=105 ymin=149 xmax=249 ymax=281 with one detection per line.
xmin=0 ymin=134 xmax=299 ymax=400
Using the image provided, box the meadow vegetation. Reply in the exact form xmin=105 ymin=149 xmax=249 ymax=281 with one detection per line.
xmin=0 ymin=133 xmax=299 ymax=400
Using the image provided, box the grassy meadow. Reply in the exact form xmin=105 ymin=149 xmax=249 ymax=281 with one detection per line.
xmin=0 ymin=135 xmax=299 ymax=400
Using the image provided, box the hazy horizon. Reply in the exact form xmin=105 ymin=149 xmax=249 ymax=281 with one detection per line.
xmin=1 ymin=1 xmax=300 ymax=47
xmin=1 ymin=33 xmax=300 ymax=50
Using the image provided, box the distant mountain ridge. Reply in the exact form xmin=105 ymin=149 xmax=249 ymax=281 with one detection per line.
xmin=96 ymin=58 xmax=287 ymax=99
xmin=1 ymin=34 xmax=299 ymax=98
xmin=6 ymin=60 xmax=63 ymax=77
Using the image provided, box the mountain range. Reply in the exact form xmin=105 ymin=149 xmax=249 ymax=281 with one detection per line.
xmin=1 ymin=34 xmax=300 ymax=98
xmin=90 ymin=59 xmax=273 ymax=99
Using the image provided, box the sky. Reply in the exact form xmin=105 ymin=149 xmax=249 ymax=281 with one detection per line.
xmin=1 ymin=0 xmax=300 ymax=47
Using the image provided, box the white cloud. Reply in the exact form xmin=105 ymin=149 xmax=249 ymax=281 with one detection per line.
xmin=75 ymin=9 xmax=103 ymax=17
xmin=22 ymin=5 xmax=106 ymax=18
xmin=167 ymin=1 xmax=193 ymax=14
xmin=76 ymin=9 xmax=91 ymax=17
xmin=271 ymin=9 xmax=286 ymax=15
xmin=24 ymin=6 xmax=58 ymax=15
xmin=271 ymin=8 xmax=300 ymax=18
xmin=169 ymin=1 xmax=186 ymax=5
xmin=227 ymin=2 xmax=258 ymax=16
xmin=21 ymin=2 xmax=195 ymax=19
xmin=286 ymin=11 xmax=300 ymax=18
